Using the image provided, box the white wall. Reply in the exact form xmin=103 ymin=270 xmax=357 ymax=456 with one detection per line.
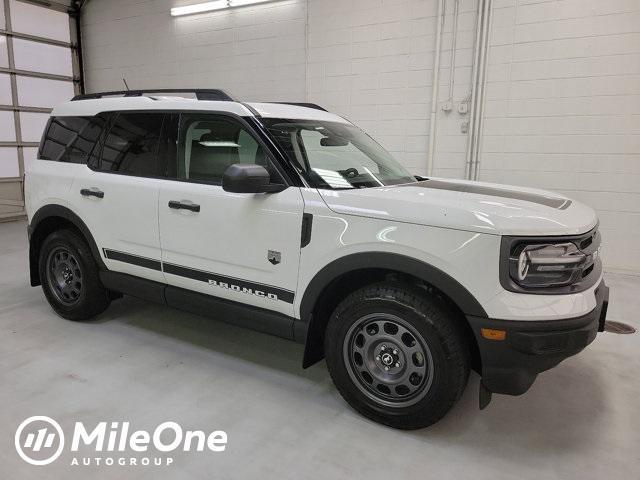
xmin=82 ymin=0 xmax=307 ymax=100
xmin=81 ymin=0 xmax=640 ymax=273
xmin=480 ymin=0 xmax=640 ymax=272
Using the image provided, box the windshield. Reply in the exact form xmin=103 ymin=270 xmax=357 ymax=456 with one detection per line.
xmin=262 ymin=118 xmax=417 ymax=190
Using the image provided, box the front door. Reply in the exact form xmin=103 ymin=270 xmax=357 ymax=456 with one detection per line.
xmin=158 ymin=113 xmax=304 ymax=316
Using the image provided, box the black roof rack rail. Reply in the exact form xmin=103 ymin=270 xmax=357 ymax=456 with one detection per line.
xmin=71 ymin=89 xmax=235 ymax=102
xmin=269 ymin=102 xmax=327 ymax=112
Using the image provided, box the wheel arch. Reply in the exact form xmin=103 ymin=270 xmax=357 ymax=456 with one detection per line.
xmin=28 ymin=204 xmax=105 ymax=287
xmin=299 ymin=252 xmax=487 ymax=368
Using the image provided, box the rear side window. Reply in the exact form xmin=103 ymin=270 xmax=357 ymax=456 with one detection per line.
xmin=97 ymin=113 xmax=165 ymax=177
xmin=39 ymin=116 xmax=106 ymax=164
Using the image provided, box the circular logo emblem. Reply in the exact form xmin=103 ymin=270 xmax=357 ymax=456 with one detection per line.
xmin=381 ymin=353 xmax=394 ymax=366
xmin=15 ymin=416 xmax=65 ymax=466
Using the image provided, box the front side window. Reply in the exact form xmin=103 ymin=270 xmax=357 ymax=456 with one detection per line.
xmin=97 ymin=113 xmax=165 ymax=176
xmin=176 ymin=114 xmax=277 ymax=185
xmin=262 ymin=118 xmax=416 ymax=190
xmin=39 ymin=115 xmax=106 ymax=164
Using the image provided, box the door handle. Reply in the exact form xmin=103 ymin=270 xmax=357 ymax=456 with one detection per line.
xmin=80 ymin=188 xmax=104 ymax=199
xmin=168 ymin=200 xmax=200 ymax=212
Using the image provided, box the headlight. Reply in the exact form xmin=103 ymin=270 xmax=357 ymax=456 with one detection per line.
xmin=513 ymin=243 xmax=585 ymax=287
xmin=500 ymin=228 xmax=602 ymax=294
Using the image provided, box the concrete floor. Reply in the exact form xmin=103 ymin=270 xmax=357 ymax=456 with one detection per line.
xmin=1 ymin=219 xmax=639 ymax=479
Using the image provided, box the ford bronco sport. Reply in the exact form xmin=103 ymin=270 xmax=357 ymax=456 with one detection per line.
xmin=26 ymin=88 xmax=609 ymax=429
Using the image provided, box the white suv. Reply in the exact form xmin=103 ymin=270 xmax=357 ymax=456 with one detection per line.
xmin=26 ymin=89 xmax=609 ymax=429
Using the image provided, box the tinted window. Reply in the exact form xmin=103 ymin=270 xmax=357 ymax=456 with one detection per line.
xmin=39 ymin=115 xmax=106 ymax=164
xmin=176 ymin=114 xmax=277 ymax=184
xmin=98 ymin=113 xmax=165 ymax=176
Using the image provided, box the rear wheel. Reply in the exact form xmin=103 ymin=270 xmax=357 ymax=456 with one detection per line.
xmin=39 ymin=229 xmax=110 ymax=320
xmin=325 ymin=282 xmax=470 ymax=429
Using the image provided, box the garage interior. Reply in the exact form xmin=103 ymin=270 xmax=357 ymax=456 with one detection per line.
xmin=1 ymin=0 xmax=639 ymax=478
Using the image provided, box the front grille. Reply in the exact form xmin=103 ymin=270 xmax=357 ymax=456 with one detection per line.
xmin=580 ymin=236 xmax=593 ymax=250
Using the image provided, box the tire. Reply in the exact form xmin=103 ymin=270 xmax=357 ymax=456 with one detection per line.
xmin=325 ymin=282 xmax=470 ymax=429
xmin=38 ymin=229 xmax=110 ymax=321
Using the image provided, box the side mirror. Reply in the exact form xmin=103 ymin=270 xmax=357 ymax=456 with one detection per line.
xmin=222 ymin=164 xmax=286 ymax=194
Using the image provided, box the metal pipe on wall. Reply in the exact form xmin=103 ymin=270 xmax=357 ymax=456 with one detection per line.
xmin=472 ymin=0 xmax=493 ymax=180
xmin=426 ymin=0 xmax=446 ymax=176
xmin=443 ymin=0 xmax=459 ymax=112
xmin=465 ymin=0 xmax=483 ymax=179
xmin=465 ymin=0 xmax=493 ymax=180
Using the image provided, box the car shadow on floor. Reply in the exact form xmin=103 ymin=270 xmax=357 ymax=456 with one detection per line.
xmin=418 ymin=360 xmax=607 ymax=453
xmin=95 ymin=294 xmax=608 ymax=452
xmin=95 ymin=294 xmax=328 ymax=382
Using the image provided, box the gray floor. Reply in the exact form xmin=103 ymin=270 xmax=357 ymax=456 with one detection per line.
xmin=1 ymin=219 xmax=639 ymax=479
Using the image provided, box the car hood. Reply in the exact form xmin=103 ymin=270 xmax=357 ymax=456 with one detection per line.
xmin=317 ymin=178 xmax=598 ymax=236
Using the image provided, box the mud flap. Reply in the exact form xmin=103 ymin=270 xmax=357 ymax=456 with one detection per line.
xmin=479 ymin=381 xmax=493 ymax=410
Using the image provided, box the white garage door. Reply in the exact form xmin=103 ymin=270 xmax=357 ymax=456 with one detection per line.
xmin=0 ymin=0 xmax=77 ymax=220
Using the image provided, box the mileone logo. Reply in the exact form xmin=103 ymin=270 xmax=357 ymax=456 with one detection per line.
xmin=208 ymin=279 xmax=278 ymax=300
xmin=15 ymin=416 xmax=227 ymax=467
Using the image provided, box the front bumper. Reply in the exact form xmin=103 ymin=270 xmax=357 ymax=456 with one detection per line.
xmin=467 ymin=280 xmax=609 ymax=395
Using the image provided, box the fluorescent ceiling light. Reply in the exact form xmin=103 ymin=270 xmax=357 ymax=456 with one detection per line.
xmin=199 ymin=141 xmax=240 ymax=147
xmin=171 ymin=1 xmax=227 ymax=16
xmin=171 ymin=0 xmax=275 ymax=16
xmin=229 ymin=0 xmax=272 ymax=5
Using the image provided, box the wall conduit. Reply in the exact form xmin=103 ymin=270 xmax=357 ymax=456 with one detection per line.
xmin=465 ymin=0 xmax=493 ymax=180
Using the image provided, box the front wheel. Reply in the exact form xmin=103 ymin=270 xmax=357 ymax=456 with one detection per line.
xmin=325 ymin=282 xmax=470 ymax=429
xmin=38 ymin=229 xmax=110 ymax=321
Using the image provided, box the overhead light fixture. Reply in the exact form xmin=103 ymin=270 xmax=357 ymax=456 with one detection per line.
xmin=229 ymin=0 xmax=272 ymax=5
xmin=171 ymin=1 xmax=226 ymax=16
xmin=171 ymin=0 xmax=275 ymax=16
xmin=198 ymin=141 xmax=240 ymax=147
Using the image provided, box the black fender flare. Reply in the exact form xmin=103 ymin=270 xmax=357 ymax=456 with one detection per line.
xmin=28 ymin=204 xmax=105 ymax=286
xmin=299 ymin=252 xmax=488 ymax=367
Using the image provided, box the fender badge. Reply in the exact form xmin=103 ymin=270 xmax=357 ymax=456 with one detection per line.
xmin=268 ymin=250 xmax=281 ymax=265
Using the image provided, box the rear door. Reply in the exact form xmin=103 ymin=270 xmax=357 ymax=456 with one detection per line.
xmin=70 ymin=112 xmax=169 ymax=283
xmin=157 ymin=113 xmax=304 ymax=316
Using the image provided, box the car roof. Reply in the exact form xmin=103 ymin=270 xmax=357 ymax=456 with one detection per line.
xmin=51 ymin=96 xmax=350 ymax=124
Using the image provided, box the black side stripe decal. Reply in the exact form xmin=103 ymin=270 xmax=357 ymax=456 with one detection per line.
xmin=163 ymin=262 xmax=295 ymax=304
xmin=103 ymin=249 xmax=162 ymax=271
xmin=102 ymin=249 xmax=294 ymax=304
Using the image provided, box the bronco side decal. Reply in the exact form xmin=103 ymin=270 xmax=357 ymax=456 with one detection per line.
xmin=102 ymin=248 xmax=294 ymax=304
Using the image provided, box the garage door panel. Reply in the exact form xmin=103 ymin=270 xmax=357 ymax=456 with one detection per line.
xmin=9 ymin=0 xmax=70 ymax=43
xmin=19 ymin=112 xmax=50 ymax=142
xmin=0 ymin=36 xmax=8 ymax=67
xmin=16 ymin=76 xmax=74 ymax=108
xmin=0 ymin=110 xmax=15 ymax=141
xmin=0 ymin=73 xmax=11 ymax=104
xmin=0 ymin=1 xmax=76 ymax=221
xmin=13 ymin=38 xmax=73 ymax=77
xmin=0 ymin=147 xmax=19 ymax=177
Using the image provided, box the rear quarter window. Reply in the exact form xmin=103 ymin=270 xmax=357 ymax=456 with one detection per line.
xmin=39 ymin=115 xmax=107 ymax=164
xmin=96 ymin=112 xmax=165 ymax=177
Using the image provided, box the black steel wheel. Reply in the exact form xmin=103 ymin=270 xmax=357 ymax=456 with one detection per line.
xmin=325 ymin=282 xmax=470 ymax=429
xmin=343 ymin=313 xmax=434 ymax=407
xmin=39 ymin=229 xmax=110 ymax=320
xmin=46 ymin=247 xmax=83 ymax=305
